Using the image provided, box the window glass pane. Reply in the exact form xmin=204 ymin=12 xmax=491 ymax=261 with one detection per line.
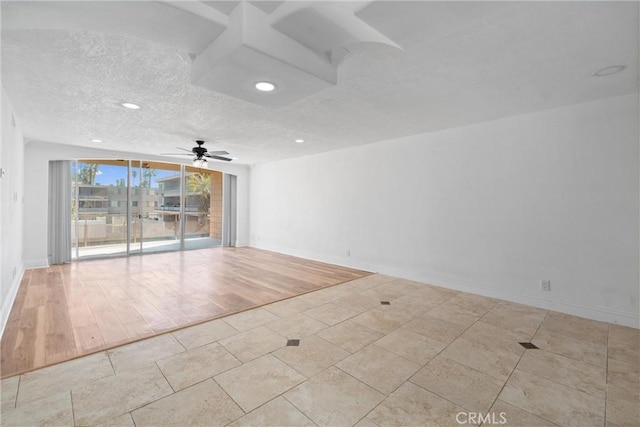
xmin=140 ymin=161 xmax=182 ymax=254
xmin=183 ymin=166 xmax=223 ymax=250
xmin=74 ymin=159 xmax=129 ymax=259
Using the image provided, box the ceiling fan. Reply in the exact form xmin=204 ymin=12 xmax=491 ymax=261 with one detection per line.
xmin=163 ymin=140 xmax=232 ymax=168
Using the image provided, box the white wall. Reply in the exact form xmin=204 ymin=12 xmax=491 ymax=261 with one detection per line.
xmin=1 ymin=85 xmax=25 ymax=335
xmin=250 ymin=93 xmax=640 ymax=327
xmin=22 ymin=141 xmax=251 ymax=268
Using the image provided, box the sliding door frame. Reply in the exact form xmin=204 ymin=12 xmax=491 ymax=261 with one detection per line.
xmin=71 ymin=160 xmax=230 ymax=260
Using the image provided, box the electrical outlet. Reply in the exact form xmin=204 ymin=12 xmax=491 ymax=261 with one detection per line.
xmin=346 ymin=249 xmax=351 ymax=257
xmin=540 ymin=279 xmax=551 ymax=292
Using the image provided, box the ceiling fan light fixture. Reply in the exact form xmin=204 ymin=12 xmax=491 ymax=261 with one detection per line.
xmin=193 ymin=158 xmax=208 ymax=169
xmin=255 ymin=81 xmax=276 ymax=92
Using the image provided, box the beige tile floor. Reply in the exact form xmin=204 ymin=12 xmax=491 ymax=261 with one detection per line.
xmin=1 ymin=274 xmax=638 ymax=426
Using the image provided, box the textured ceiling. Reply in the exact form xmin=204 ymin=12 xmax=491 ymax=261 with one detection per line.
xmin=1 ymin=1 xmax=638 ymax=165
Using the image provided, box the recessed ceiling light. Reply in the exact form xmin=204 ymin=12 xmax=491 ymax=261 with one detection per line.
xmin=295 ymin=139 xmax=304 ymax=143
xmin=121 ymin=102 xmax=141 ymax=109
xmin=592 ymin=65 xmax=626 ymax=77
xmin=91 ymin=139 xmax=102 ymax=143
xmin=255 ymin=81 xmax=276 ymax=92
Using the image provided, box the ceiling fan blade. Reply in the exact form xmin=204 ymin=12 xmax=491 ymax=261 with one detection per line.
xmin=176 ymin=147 xmax=194 ymax=153
xmin=207 ymin=150 xmax=229 ymax=155
xmin=205 ymin=154 xmax=233 ymax=162
xmin=160 ymin=153 xmax=194 ymax=156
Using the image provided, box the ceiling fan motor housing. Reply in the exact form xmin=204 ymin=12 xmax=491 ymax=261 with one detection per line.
xmin=193 ymin=140 xmax=207 ymax=158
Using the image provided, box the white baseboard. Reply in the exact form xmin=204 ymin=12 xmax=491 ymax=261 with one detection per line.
xmin=250 ymin=242 xmax=640 ymax=329
xmin=251 ymin=241 xmax=380 ymax=273
xmin=1 ymin=263 xmax=24 ymax=338
xmin=23 ymin=258 xmax=49 ymax=269
xmin=388 ymin=270 xmax=640 ymax=329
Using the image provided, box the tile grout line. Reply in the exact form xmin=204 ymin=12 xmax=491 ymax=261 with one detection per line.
xmin=280 ymin=389 xmax=320 ymax=427
xmin=13 ymin=374 xmax=21 ymax=409
xmin=512 ymin=347 xmax=607 ymax=399
xmin=210 ymin=375 xmax=249 ymax=422
xmin=513 ymin=316 xmax=610 ymax=402
xmin=388 ymin=308 xmax=507 ymax=420
xmin=113 ymin=372 xmax=178 ymax=424
xmin=210 ymin=336 xmax=308 ymax=425
xmin=219 ymin=368 xmax=310 ymax=427
xmin=326 ymin=364 xmax=389 ymax=425
xmin=154 ymin=361 xmax=177 ymax=394
xmin=171 ymin=333 xmax=189 ymax=353
xmin=527 ymin=336 xmax=608 ymax=370
xmin=351 ymin=302 xmax=496 ymax=427
xmin=482 ymin=310 xmax=561 ymax=427
xmin=105 ymin=350 xmax=117 ymax=376
xmin=69 ymin=390 xmax=77 ymax=427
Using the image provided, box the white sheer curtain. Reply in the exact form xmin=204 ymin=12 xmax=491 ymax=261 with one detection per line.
xmin=222 ymin=174 xmax=237 ymax=247
xmin=48 ymin=160 xmax=72 ymax=264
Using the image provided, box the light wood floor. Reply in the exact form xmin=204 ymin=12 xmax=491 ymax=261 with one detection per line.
xmin=1 ymin=247 xmax=370 ymax=378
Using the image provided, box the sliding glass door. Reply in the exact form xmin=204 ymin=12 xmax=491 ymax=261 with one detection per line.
xmin=183 ymin=167 xmax=223 ymax=250
xmin=139 ymin=161 xmax=183 ymax=254
xmin=72 ymin=159 xmax=129 ymax=259
xmin=71 ymin=159 xmax=223 ymax=260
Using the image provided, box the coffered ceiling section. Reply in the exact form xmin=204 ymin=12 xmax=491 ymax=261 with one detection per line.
xmin=1 ymin=1 xmax=226 ymax=53
xmin=193 ymin=2 xmax=400 ymax=106
xmin=1 ymin=1 xmax=638 ymax=164
xmin=5 ymin=0 xmax=400 ymax=107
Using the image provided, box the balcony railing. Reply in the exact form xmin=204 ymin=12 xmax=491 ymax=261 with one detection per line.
xmin=157 ymin=206 xmax=200 ymax=212
xmin=78 ymin=207 xmax=109 ymax=213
